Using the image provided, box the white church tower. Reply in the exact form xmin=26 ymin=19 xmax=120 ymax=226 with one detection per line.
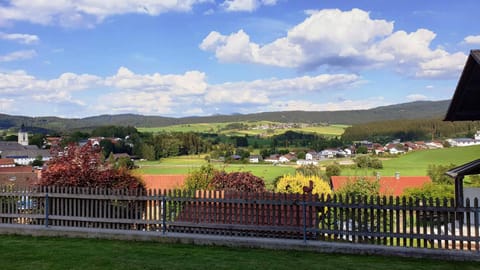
xmin=18 ymin=124 xmax=29 ymax=146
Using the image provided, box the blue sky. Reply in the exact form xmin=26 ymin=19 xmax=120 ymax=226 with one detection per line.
xmin=0 ymin=0 xmax=479 ymax=118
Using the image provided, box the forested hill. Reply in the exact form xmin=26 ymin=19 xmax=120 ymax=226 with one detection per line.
xmin=0 ymin=100 xmax=450 ymax=133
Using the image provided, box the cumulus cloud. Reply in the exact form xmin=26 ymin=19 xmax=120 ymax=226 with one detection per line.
xmin=0 ymin=67 xmax=210 ymax=116
xmin=221 ymin=0 xmax=277 ymax=12
xmin=200 ymin=8 xmax=467 ymax=78
xmin=416 ymin=51 xmax=466 ymax=78
xmin=0 ymin=66 xmax=364 ymax=116
xmin=406 ymin=94 xmax=428 ymax=101
xmin=95 ymin=90 xmax=174 ymax=115
xmin=0 ymin=50 xmax=36 ymax=62
xmin=105 ymin=66 xmax=207 ymax=95
xmin=0 ymin=70 xmax=101 ymax=94
xmin=464 ymin=35 xmax=480 ymax=45
xmin=0 ymin=0 xmax=211 ymax=27
xmin=0 ymin=32 xmax=39 ymax=44
xmin=204 ymin=73 xmax=360 ymax=104
xmin=0 ymin=69 xmax=101 ymax=108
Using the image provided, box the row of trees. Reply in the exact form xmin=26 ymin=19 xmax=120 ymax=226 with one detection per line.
xmin=342 ymin=118 xmax=480 ymax=143
xmin=15 ymin=125 xmax=353 ymax=162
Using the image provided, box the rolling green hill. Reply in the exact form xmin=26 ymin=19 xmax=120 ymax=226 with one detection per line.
xmin=138 ymin=122 xmax=348 ymax=136
xmin=0 ymin=100 xmax=451 ymax=133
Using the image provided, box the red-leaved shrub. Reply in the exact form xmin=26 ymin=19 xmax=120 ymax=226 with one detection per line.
xmin=39 ymin=142 xmax=144 ymax=190
xmin=210 ymin=171 xmax=265 ymax=192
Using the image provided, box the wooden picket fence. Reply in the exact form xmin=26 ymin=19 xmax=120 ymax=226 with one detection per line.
xmin=0 ymin=186 xmax=478 ymax=252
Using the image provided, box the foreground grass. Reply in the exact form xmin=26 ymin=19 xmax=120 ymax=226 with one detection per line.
xmin=0 ymin=235 xmax=477 ymax=270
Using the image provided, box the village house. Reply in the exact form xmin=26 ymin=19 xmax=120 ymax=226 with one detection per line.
xmin=319 ymin=148 xmax=337 ymax=159
xmin=44 ymin=136 xmax=62 ymax=149
xmin=278 ymin=154 xmax=294 ymax=163
xmin=374 ymin=147 xmax=385 ymax=155
xmin=296 ymin=159 xmax=318 ymax=166
xmin=385 ymin=143 xmax=405 ymax=155
xmin=305 ymin=151 xmax=315 ymax=161
xmin=447 ymin=137 xmax=480 ymax=147
xmin=264 ymin=154 xmax=280 ymax=164
xmin=0 ymin=141 xmax=51 ymax=165
xmin=0 ymin=166 xmax=39 ymax=187
xmin=0 ymin=158 xmax=15 ymax=168
xmin=425 ymin=141 xmax=444 ymax=149
xmin=248 ymin=155 xmax=262 ymax=163
xmin=403 ymin=142 xmax=418 ymax=151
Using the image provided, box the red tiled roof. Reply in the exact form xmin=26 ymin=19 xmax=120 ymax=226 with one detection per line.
xmin=0 ymin=158 xmax=15 ymax=166
xmin=141 ymin=174 xmax=187 ymax=190
xmin=0 ymin=166 xmax=38 ymax=187
xmin=0 ymin=166 xmax=34 ymax=173
xmin=331 ymin=176 xmax=431 ymax=197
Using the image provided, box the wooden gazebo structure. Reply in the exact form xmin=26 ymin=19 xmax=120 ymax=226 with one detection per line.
xmin=444 ymin=49 xmax=480 ymax=208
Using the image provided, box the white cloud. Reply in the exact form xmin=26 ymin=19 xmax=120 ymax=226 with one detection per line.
xmin=0 ymin=66 xmax=364 ymax=116
xmin=0 ymin=98 xmax=15 ymax=113
xmin=105 ymin=67 xmax=207 ymax=95
xmin=261 ymin=0 xmax=277 ymax=6
xmin=267 ymin=97 xmax=387 ymax=112
xmin=95 ymin=90 xmax=174 ymax=115
xmin=205 ymin=87 xmax=269 ymax=105
xmin=0 ymin=50 xmax=36 ymax=62
xmin=0 ymin=70 xmax=101 ymax=94
xmin=464 ymin=35 xmax=480 ymax=45
xmin=221 ymin=0 xmax=277 ymax=12
xmin=0 ymin=0 xmax=211 ymax=27
xmin=204 ymin=73 xmax=360 ymax=104
xmin=0 ymin=70 xmax=101 ymax=108
xmin=416 ymin=51 xmax=466 ymax=78
xmin=406 ymin=94 xmax=428 ymax=101
xmin=0 ymin=32 xmax=39 ymax=44
xmin=200 ymin=8 xmax=467 ymax=78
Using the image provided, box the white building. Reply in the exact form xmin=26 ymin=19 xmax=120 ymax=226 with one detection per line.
xmin=296 ymin=159 xmax=318 ymax=166
xmin=447 ymin=138 xmax=480 ymax=147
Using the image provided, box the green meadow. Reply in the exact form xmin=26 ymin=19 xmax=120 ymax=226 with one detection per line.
xmin=135 ymin=156 xmax=296 ymax=189
xmin=135 ymin=145 xmax=480 ymax=189
xmin=341 ymin=145 xmax=480 ymax=177
xmin=137 ymin=121 xmax=347 ymax=137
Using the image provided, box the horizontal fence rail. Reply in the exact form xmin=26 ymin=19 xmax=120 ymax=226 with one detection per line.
xmin=0 ymin=186 xmax=478 ymax=252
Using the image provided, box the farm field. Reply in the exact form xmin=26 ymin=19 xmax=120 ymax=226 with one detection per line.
xmin=135 ymin=157 xmax=296 ymax=189
xmin=137 ymin=121 xmax=348 ymax=137
xmin=341 ymin=145 xmax=480 ymax=177
xmin=0 ymin=235 xmax=477 ymax=270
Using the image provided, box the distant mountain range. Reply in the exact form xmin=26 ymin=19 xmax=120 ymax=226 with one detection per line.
xmin=0 ymin=100 xmax=451 ymax=133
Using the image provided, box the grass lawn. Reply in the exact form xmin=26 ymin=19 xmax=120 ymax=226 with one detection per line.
xmin=342 ymin=145 xmax=480 ymax=177
xmin=0 ymin=235 xmax=477 ymax=270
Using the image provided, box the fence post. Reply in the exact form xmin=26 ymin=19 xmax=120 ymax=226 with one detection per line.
xmin=302 ymin=199 xmax=307 ymax=244
xmin=45 ymin=192 xmax=49 ymax=228
xmin=162 ymin=196 xmax=167 ymax=235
